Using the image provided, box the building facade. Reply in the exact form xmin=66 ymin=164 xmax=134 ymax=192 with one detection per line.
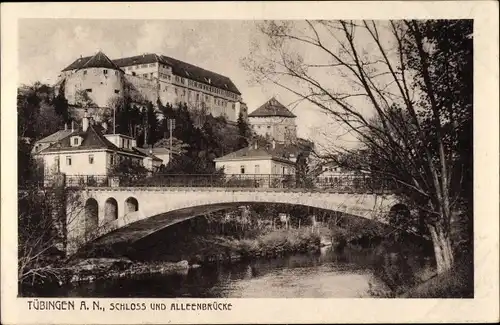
xmin=34 ymin=112 xmax=157 ymax=182
xmin=58 ymin=51 xmax=247 ymax=123
xmin=248 ymin=98 xmax=297 ymax=143
xmin=214 ymin=142 xmax=296 ymax=176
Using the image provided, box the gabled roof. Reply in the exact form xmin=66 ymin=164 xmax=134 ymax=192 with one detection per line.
xmin=62 ymin=51 xmax=123 ymax=72
xmin=248 ymin=97 xmax=296 ymax=118
xmin=35 ymin=129 xmax=74 ymax=144
xmin=213 ymin=145 xmax=295 ymax=164
xmin=65 ymin=52 xmax=241 ymax=95
xmin=40 ymin=123 xmax=118 ymax=153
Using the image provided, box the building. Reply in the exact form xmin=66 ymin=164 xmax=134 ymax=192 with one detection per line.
xmin=32 ymin=127 xmax=75 ymax=155
xmin=248 ymin=97 xmax=297 ymax=143
xmin=214 ymin=141 xmax=296 ymax=176
xmin=135 ymin=147 xmax=165 ymax=172
xmin=314 ymin=161 xmax=370 ymax=189
xmin=34 ymin=111 xmax=153 ymax=182
xmin=58 ymin=51 xmax=247 ymax=123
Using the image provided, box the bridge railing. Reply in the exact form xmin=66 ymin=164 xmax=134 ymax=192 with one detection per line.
xmin=41 ymin=173 xmax=395 ymax=194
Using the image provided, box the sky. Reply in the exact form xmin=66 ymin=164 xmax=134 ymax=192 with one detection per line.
xmin=18 ymin=19 xmax=353 ymax=149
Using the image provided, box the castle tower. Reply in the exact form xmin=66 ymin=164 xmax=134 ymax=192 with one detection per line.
xmin=248 ymin=97 xmax=297 ymax=143
xmin=61 ymin=51 xmax=125 ymax=108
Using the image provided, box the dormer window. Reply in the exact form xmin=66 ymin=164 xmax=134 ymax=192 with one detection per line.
xmin=71 ymin=136 xmax=83 ymax=147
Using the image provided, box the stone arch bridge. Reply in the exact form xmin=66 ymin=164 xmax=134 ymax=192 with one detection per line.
xmin=66 ymin=185 xmax=398 ymax=255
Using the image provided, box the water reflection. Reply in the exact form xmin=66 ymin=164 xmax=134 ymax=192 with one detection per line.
xmin=37 ymin=246 xmax=393 ymax=298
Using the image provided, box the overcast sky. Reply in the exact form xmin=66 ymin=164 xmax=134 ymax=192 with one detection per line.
xmin=18 ymin=19 xmax=348 ymax=148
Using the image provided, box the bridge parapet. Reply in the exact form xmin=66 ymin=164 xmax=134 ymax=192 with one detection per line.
xmin=46 ymin=173 xmax=395 ymax=195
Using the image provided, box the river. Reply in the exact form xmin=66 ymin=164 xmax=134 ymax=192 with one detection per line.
xmin=31 ymin=246 xmax=402 ymax=298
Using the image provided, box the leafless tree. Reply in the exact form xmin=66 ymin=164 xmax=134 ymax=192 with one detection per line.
xmin=243 ymin=20 xmax=472 ymax=274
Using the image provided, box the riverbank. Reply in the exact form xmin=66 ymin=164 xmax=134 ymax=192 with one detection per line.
xmin=132 ymin=227 xmax=323 ymax=264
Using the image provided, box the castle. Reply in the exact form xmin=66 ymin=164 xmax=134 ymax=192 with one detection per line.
xmin=57 ymin=51 xmax=248 ymax=123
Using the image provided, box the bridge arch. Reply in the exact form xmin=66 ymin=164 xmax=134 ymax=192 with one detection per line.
xmin=84 ymin=198 xmax=99 ymax=234
xmin=125 ymin=197 xmax=139 ymax=214
xmin=104 ymin=197 xmax=118 ymax=222
xmin=71 ymin=189 xmax=399 ymax=255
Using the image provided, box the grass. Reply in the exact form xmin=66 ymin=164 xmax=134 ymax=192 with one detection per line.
xmin=235 ymin=228 xmax=321 ymax=257
xmin=398 ymin=262 xmax=473 ymax=298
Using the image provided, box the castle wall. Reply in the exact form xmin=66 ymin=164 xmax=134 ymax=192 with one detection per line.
xmin=124 ymin=74 xmax=159 ymax=104
xmin=64 ymin=68 xmax=124 ymax=108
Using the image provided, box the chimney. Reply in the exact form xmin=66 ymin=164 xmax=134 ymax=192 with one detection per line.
xmin=71 ymin=121 xmax=74 ymax=132
xmin=64 ymin=123 xmax=68 ymax=131
xmin=254 ymin=142 xmax=258 ymax=150
xmin=272 ymin=139 xmax=276 ymax=149
xmin=82 ymin=109 xmax=89 ymax=132
xmin=102 ymin=121 xmax=108 ymax=132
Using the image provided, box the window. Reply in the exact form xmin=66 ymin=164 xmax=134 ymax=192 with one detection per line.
xmin=267 ymin=125 xmax=271 ymax=129
xmin=121 ymin=138 xmax=124 ymax=147
xmin=114 ymin=89 xmax=120 ymax=94
xmin=86 ymin=88 xmax=92 ymax=93
xmin=240 ymin=165 xmax=245 ymax=174
xmin=175 ymin=88 xmax=178 ymax=94
xmin=66 ymin=156 xmax=72 ymax=166
xmin=115 ymin=71 xmax=118 ymax=76
xmin=88 ymin=154 xmax=94 ymax=164
xmin=132 ymin=72 xmax=136 ymax=76
xmin=110 ymin=155 xmax=114 ymax=166
xmin=73 ymin=137 xmax=79 ymax=145
xmin=83 ymin=70 xmax=87 ymax=75
xmin=255 ymin=165 xmax=260 ymax=174
xmin=103 ymin=69 xmax=108 ymax=75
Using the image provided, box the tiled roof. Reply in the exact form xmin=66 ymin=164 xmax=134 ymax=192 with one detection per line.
xmin=159 ymin=55 xmax=241 ymax=95
xmin=248 ymin=98 xmax=296 ymax=118
xmin=63 ymin=52 xmax=241 ymax=95
xmin=62 ymin=51 xmax=123 ymax=72
xmin=35 ymin=129 xmax=74 ymax=143
xmin=40 ymin=124 xmax=117 ymax=153
xmin=39 ymin=124 xmax=146 ymax=158
xmin=214 ymin=144 xmax=295 ymax=164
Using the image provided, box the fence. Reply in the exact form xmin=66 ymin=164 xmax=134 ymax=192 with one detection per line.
xmin=38 ymin=173 xmax=394 ymax=194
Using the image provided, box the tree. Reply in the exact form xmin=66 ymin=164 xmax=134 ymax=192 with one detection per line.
xmin=53 ymin=82 xmax=70 ymax=124
xmin=244 ymin=20 xmax=472 ymax=274
xmin=18 ymin=83 xmax=65 ymax=140
xmin=236 ymin=111 xmax=251 ymax=149
xmin=295 ymin=151 xmax=314 ymax=188
xmin=74 ymin=89 xmax=95 ymax=109
xmin=145 ymin=101 xmax=160 ymax=146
